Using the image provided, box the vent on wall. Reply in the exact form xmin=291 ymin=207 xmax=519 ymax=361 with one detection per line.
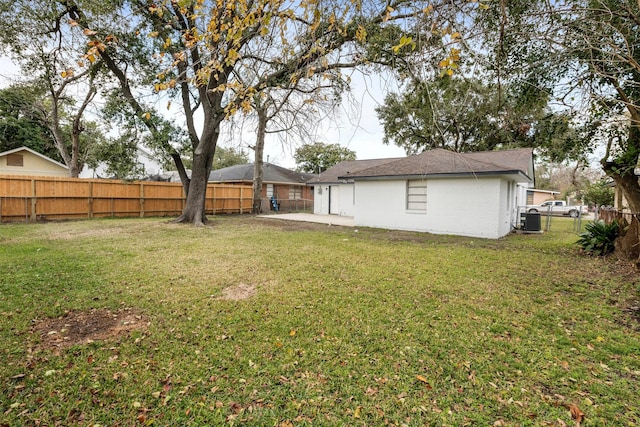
xmin=7 ymin=154 xmax=24 ymax=167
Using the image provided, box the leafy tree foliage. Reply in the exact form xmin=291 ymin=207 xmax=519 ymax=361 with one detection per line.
xmin=294 ymin=142 xmax=356 ymax=174
xmin=583 ymin=179 xmax=615 ymax=207
xmin=376 ymin=77 xmax=569 ymax=155
xmin=475 ymin=0 xmax=640 ymax=211
xmin=85 ymin=134 xmax=145 ymax=180
xmin=213 ymin=146 xmax=249 ymax=170
xmin=0 ymin=1 xmax=112 ymax=177
xmin=0 ymin=84 xmax=59 ymax=160
xmin=469 ymin=0 xmax=640 ymax=262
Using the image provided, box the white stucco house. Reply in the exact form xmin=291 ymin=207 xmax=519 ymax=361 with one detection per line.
xmin=309 ymin=148 xmax=535 ymax=239
xmin=80 ymin=146 xmax=165 ymax=179
xmin=308 ymin=158 xmax=402 ymax=216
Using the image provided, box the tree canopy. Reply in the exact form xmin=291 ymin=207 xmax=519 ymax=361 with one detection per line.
xmin=375 ymin=77 xmax=571 ymax=156
xmin=295 ymin=142 xmax=356 ymax=174
xmin=213 ymin=146 xmax=249 ymax=170
xmin=0 ymin=84 xmax=59 ymax=160
xmin=473 ymin=0 xmax=640 ymax=211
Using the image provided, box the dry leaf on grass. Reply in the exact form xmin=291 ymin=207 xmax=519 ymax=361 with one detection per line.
xmin=569 ymin=403 xmax=585 ymax=424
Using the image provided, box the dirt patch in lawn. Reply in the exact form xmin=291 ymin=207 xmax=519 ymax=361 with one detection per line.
xmin=219 ymin=283 xmax=257 ymax=300
xmin=32 ymin=308 xmax=149 ymax=351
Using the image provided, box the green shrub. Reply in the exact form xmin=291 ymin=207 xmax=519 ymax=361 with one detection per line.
xmin=576 ymin=220 xmax=619 ymax=255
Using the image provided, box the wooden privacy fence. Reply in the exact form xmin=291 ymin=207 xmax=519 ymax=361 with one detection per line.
xmin=0 ymin=175 xmax=253 ymax=222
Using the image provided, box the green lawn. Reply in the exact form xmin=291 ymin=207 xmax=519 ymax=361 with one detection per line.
xmin=1 ymin=216 xmax=638 ymax=426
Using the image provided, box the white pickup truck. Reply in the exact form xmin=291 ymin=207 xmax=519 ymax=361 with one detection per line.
xmin=526 ymin=200 xmax=588 ymax=218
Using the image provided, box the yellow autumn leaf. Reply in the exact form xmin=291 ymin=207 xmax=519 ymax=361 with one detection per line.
xmin=416 ymin=374 xmax=433 ymax=388
xmin=416 ymin=374 xmax=429 ymax=383
xmin=446 ymin=69 xmax=454 ymax=76
xmin=68 ymin=19 xmax=78 ymax=26
xmin=83 ymin=28 xmax=97 ymax=36
xmin=356 ymin=25 xmax=367 ymax=42
xmin=142 ymin=112 xmax=151 ymax=120
xmin=354 ymin=406 xmax=362 ymax=418
xmin=438 ymin=59 xmax=450 ymax=68
xmin=289 ymin=329 xmax=296 ymax=336
xmin=451 ymin=32 xmax=461 ymax=39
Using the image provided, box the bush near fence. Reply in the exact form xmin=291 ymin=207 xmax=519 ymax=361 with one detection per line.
xmin=0 ymin=175 xmax=253 ymax=222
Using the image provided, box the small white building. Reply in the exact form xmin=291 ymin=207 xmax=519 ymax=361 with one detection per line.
xmin=0 ymin=146 xmax=69 ymax=177
xmin=80 ymin=146 xmax=164 ymax=179
xmin=308 ymin=158 xmax=402 ymax=216
xmin=311 ymin=148 xmax=535 ymax=239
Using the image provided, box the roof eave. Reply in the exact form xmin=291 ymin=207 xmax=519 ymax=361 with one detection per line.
xmin=343 ymin=170 xmax=533 ymax=182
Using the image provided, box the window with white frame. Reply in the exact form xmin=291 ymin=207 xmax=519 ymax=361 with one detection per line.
xmin=406 ymin=180 xmax=427 ymax=212
xmin=289 ymin=186 xmax=302 ymax=200
xmin=266 ymin=184 xmax=274 ymax=197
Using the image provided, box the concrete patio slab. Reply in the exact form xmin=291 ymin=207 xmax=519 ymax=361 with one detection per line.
xmin=258 ymin=213 xmax=355 ymax=227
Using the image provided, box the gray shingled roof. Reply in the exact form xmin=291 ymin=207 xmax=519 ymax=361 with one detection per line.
xmin=208 ymin=163 xmax=316 ymax=184
xmin=340 ymin=148 xmax=534 ymax=181
xmin=306 ymin=158 xmax=403 ymax=184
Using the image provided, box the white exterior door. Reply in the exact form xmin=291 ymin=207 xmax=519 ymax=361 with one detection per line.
xmin=329 ymin=185 xmax=340 ymax=214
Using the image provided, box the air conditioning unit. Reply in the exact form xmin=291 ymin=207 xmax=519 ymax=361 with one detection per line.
xmin=519 ymin=211 xmax=542 ymax=232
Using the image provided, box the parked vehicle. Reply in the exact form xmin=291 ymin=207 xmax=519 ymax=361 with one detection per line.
xmin=526 ymin=200 xmax=588 ymax=218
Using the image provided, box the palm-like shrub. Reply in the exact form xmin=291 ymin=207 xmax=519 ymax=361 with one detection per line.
xmin=577 ymin=220 xmax=619 ymax=256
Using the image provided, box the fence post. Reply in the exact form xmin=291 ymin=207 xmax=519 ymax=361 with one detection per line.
xmin=211 ymin=184 xmax=219 ymax=215
xmin=140 ymin=182 xmax=145 ymax=218
xmin=30 ymin=178 xmax=36 ymax=222
xmin=88 ymin=181 xmax=93 ymax=219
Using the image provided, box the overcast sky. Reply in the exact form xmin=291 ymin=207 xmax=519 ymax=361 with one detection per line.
xmin=255 ymin=71 xmax=408 ymax=168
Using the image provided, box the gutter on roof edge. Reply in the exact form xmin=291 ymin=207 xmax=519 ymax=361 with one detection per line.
xmin=340 ymin=170 xmax=532 ymax=182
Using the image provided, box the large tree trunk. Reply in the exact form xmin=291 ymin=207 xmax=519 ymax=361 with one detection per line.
xmin=174 ymin=119 xmax=219 ymax=225
xmin=602 ymin=123 xmax=640 ymax=214
xmin=602 ymin=124 xmax=640 ymax=267
xmin=252 ymin=107 xmax=267 ymax=214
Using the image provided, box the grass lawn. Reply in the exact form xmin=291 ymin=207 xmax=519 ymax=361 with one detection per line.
xmin=1 ymin=216 xmax=639 ymax=426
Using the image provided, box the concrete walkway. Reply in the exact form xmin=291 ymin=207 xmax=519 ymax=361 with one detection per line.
xmin=258 ymin=213 xmax=355 ymax=227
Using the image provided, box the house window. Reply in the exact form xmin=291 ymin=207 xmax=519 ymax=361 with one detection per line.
xmin=266 ymin=184 xmax=274 ymax=197
xmin=407 ymin=180 xmax=427 ymax=212
xmin=7 ymin=154 xmax=23 ymax=167
xmin=289 ymin=186 xmax=302 ymax=200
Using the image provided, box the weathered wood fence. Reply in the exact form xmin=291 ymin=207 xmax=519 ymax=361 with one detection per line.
xmin=0 ymin=175 xmax=253 ymax=222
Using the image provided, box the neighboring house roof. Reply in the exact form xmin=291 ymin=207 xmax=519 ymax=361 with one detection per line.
xmin=208 ymin=163 xmax=316 ymax=184
xmin=340 ymin=148 xmax=534 ymax=182
xmin=0 ymin=146 xmax=68 ymax=170
xmin=307 ymin=158 xmax=403 ymax=184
